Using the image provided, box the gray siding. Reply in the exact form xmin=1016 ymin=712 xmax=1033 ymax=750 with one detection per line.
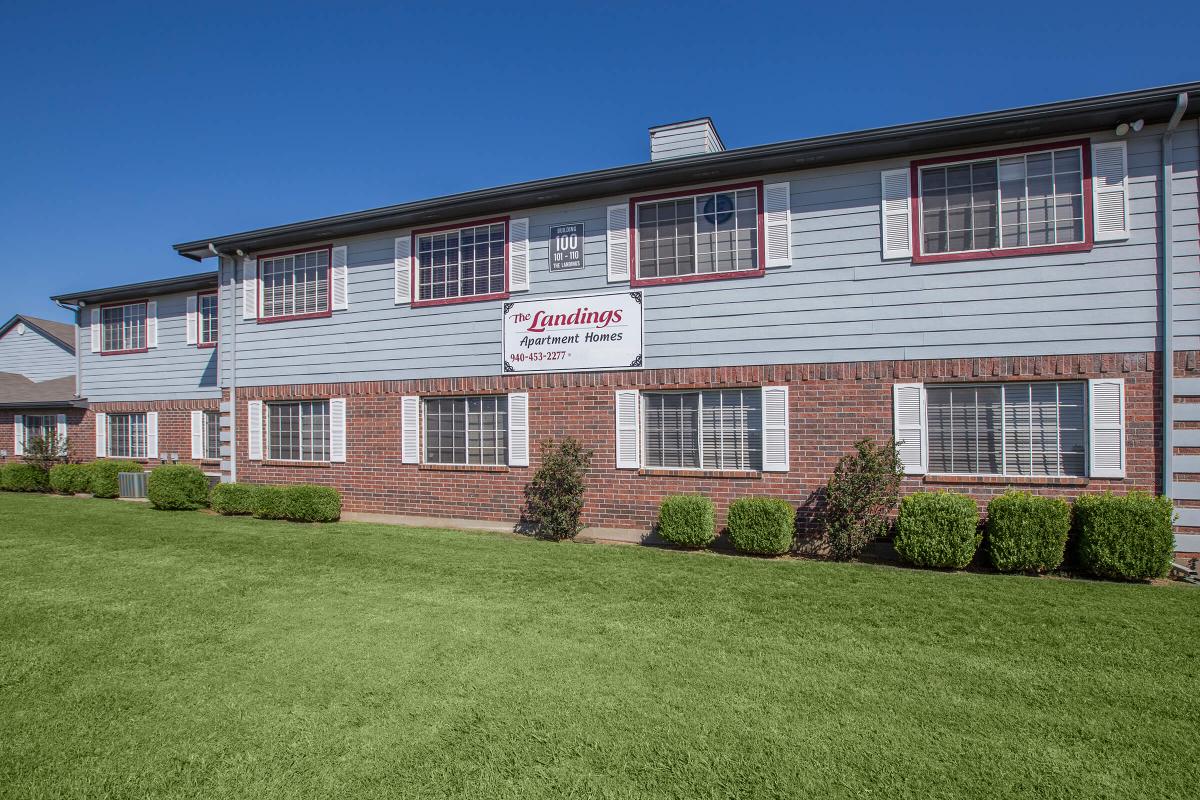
xmin=0 ymin=324 xmax=74 ymax=381
xmin=650 ymin=120 xmax=723 ymax=161
xmin=226 ymin=124 xmax=1198 ymax=388
xmin=79 ymin=290 xmax=220 ymax=402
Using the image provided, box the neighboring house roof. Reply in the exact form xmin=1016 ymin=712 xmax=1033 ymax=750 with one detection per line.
xmin=51 ymin=271 xmax=217 ymax=307
xmin=172 ymin=81 xmax=1199 ymax=259
xmin=0 ymin=314 xmax=75 ymax=353
xmin=0 ymin=373 xmax=83 ymax=409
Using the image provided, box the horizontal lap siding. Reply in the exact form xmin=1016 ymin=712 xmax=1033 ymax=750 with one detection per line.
xmin=79 ymin=290 xmax=221 ymax=402
xmin=230 ymin=125 xmax=1194 ymax=387
xmin=0 ymin=327 xmax=74 ymax=381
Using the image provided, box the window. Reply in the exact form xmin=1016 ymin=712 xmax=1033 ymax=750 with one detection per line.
xmin=423 ymin=396 xmax=508 ymax=465
xmin=203 ymin=410 xmax=221 ymax=460
xmin=22 ymin=415 xmax=57 ymax=446
xmin=266 ymin=401 xmax=329 ymax=461
xmin=260 ymin=248 xmax=330 ymax=320
xmin=643 ymin=390 xmax=762 ymax=470
xmin=198 ymin=292 xmax=219 ymax=345
xmin=107 ymin=413 xmax=147 ymax=459
xmin=101 ymin=302 xmax=147 ymax=353
xmin=415 ymin=221 xmax=507 ymax=304
xmin=927 ymin=382 xmax=1086 ymax=477
xmin=634 ymin=184 xmax=762 ymax=284
xmin=917 ymin=143 xmax=1087 ymax=258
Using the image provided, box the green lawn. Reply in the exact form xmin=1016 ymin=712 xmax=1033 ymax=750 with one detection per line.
xmin=0 ymin=494 xmax=1196 ymax=799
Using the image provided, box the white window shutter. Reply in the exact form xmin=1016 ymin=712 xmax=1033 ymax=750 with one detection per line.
xmin=247 ymin=401 xmax=263 ymax=461
xmin=606 ymin=204 xmax=630 ymax=283
xmin=1092 ymin=141 xmax=1129 ymax=242
xmin=190 ymin=410 xmax=203 ymax=459
xmin=329 ymin=398 xmax=347 ymax=462
xmin=394 ymin=237 xmax=411 ymax=306
xmin=401 ymin=396 xmax=419 ymax=464
xmin=186 ymin=295 xmax=198 ymax=345
xmin=90 ymin=309 xmax=100 ymax=353
xmin=56 ymin=414 xmax=67 ymax=456
xmin=331 ymin=246 xmax=349 ymax=310
xmin=880 ymin=168 xmax=913 ymax=260
xmin=13 ymin=414 xmax=23 ymax=456
xmin=764 ymin=182 xmax=792 ymax=268
xmin=146 ymin=412 xmax=159 ymax=459
xmin=95 ymin=412 xmax=107 ymax=457
xmin=507 ymin=392 xmax=530 ymax=466
xmin=146 ymin=301 xmax=158 ymax=349
xmin=761 ymin=386 xmax=790 ymax=472
xmin=243 ymin=258 xmax=258 ymax=320
xmin=1088 ymin=378 xmax=1125 ymax=478
xmin=509 ymin=218 xmax=530 ymax=292
xmin=614 ymin=389 xmax=640 ymax=469
xmin=893 ymin=383 xmax=927 ymax=474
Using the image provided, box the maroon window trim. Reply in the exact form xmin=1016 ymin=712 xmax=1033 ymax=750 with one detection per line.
xmin=255 ymin=245 xmax=334 ymax=324
xmin=910 ymin=138 xmax=1094 ymax=265
xmin=410 ymin=215 xmax=510 ymax=308
xmin=196 ymin=290 xmax=218 ymax=348
xmin=98 ymin=299 xmax=150 ymax=356
xmin=628 ymin=181 xmax=767 ymax=288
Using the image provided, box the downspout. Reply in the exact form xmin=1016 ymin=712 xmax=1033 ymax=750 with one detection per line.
xmin=53 ymin=298 xmax=82 ymax=399
xmin=210 ymin=244 xmax=241 ymax=482
xmin=1162 ymin=92 xmax=1188 ymax=499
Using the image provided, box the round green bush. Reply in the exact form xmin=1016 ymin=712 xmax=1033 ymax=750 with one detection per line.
xmin=210 ymin=482 xmax=257 ymax=515
xmin=48 ymin=463 xmax=92 ymax=495
xmin=1 ymin=463 xmax=49 ymax=492
xmin=88 ymin=460 xmax=143 ymax=499
xmin=895 ymin=492 xmax=980 ymax=569
xmin=282 ymin=485 xmax=342 ymax=523
xmin=1073 ymin=492 xmax=1174 ymax=581
xmin=986 ymin=491 xmax=1071 ymax=573
xmin=727 ymin=497 xmax=795 ymax=555
xmin=657 ymin=494 xmax=715 ymax=548
xmin=251 ymin=486 xmax=288 ymax=520
xmin=147 ymin=465 xmax=210 ymax=510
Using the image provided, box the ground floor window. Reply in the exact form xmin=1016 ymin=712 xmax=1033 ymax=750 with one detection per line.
xmin=423 ymin=396 xmax=507 ymax=465
xmin=107 ymin=413 xmax=147 ymax=459
xmin=642 ymin=389 xmax=762 ymax=470
xmin=22 ymin=415 xmax=57 ymax=447
xmin=927 ymin=381 xmax=1085 ymax=477
xmin=267 ymin=401 xmax=329 ymax=462
xmin=203 ymin=410 xmax=221 ymax=460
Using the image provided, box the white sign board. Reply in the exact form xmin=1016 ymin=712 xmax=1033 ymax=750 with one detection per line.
xmin=503 ymin=291 xmax=643 ymax=373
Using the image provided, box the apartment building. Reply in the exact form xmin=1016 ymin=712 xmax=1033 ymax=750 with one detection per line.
xmin=0 ymin=314 xmax=82 ymax=464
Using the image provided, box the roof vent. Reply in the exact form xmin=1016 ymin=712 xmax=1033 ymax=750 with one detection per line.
xmin=649 ymin=117 xmax=724 ymax=161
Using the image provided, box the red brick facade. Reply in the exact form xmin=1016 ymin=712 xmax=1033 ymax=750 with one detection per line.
xmin=230 ymin=350 xmax=1189 ymax=533
xmin=80 ymin=400 xmax=221 ymax=470
xmin=0 ymin=408 xmax=89 ymax=466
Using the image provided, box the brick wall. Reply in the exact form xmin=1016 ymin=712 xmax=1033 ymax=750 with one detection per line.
xmin=0 ymin=408 xmax=89 ymax=465
xmin=233 ymin=351 xmax=1188 ymax=533
xmin=80 ymin=400 xmax=221 ymax=470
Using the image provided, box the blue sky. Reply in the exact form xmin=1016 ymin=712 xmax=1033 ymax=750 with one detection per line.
xmin=1 ymin=0 xmax=1195 ymax=324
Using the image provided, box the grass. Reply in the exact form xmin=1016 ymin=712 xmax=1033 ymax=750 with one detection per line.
xmin=0 ymin=493 xmax=1197 ymax=799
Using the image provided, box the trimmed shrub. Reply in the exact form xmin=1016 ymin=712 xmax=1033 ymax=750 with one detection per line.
xmin=48 ymin=463 xmax=91 ymax=495
xmin=523 ymin=437 xmax=593 ymax=540
xmin=1073 ymin=492 xmax=1174 ymax=581
xmin=820 ymin=437 xmax=904 ymax=560
xmin=210 ymin=482 xmax=257 ymax=516
xmin=147 ymin=465 xmax=210 ymax=511
xmin=1 ymin=463 xmax=49 ymax=492
xmin=727 ymin=497 xmax=795 ymax=555
xmin=88 ymin=460 xmax=143 ymax=499
xmin=986 ymin=492 xmax=1071 ymax=573
xmin=657 ymin=495 xmax=716 ymax=548
xmin=252 ymin=484 xmax=341 ymax=523
xmin=895 ymin=492 xmax=980 ymax=569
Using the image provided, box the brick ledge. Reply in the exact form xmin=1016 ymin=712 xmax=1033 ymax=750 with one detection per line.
xmin=924 ymin=473 xmax=1089 ymax=487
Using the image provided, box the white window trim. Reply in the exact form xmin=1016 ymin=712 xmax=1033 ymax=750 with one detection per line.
xmin=99 ymin=301 xmax=149 ymax=353
xmin=419 ymin=395 xmax=510 ymax=467
xmin=257 ymin=247 xmax=332 ymax=321
xmin=105 ymin=412 xmax=149 ymax=460
xmin=638 ymin=388 xmax=763 ymax=473
xmin=264 ymin=400 xmax=331 ymax=463
xmin=197 ymin=292 xmax=219 ymax=346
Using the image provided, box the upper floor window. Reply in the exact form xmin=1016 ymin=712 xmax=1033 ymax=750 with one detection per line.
xmin=414 ymin=221 xmax=507 ymax=305
xmin=643 ymin=389 xmax=762 ymax=471
xmin=266 ymin=400 xmax=329 ymax=462
xmin=198 ymin=292 xmax=219 ymax=346
xmin=101 ymin=302 xmax=147 ymax=353
xmin=423 ymin=395 xmax=508 ymax=465
xmin=915 ymin=142 xmax=1089 ymax=260
xmin=107 ymin=413 xmax=147 ymax=459
xmin=926 ymin=381 xmax=1085 ymax=477
xmin=632 ymin=184 xmax=762 ymax=286
xmin=260 ymin=248 xmax=330 ymax=320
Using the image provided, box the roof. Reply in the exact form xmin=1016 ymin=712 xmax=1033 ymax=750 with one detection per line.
xmin=0 ymin=314 xmax=75 ymax=353
xmin=0 ymin=373 xmax=83 ymax=409
xmin=51 ymin=271 xmax=217 ymax=307
xmin=173 ymin=81 xmax=1199 ymax=260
